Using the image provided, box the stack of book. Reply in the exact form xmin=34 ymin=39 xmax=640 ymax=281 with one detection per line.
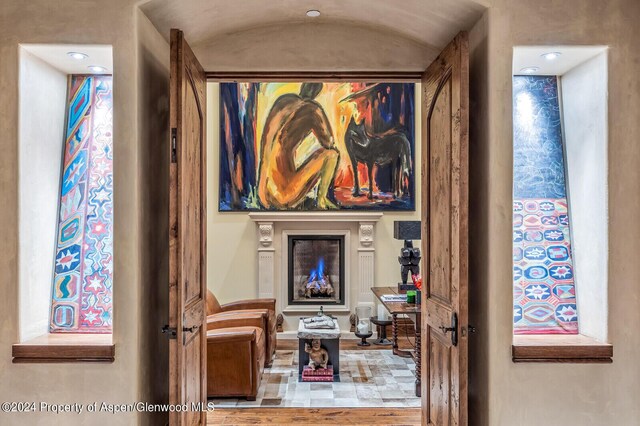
xmin=381 ymin=294 xmax=407 ymax=302
xmin=301 ymin=366 xmax=334 ymax=382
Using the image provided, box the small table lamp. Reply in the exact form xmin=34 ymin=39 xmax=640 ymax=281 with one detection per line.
xmin=394 ymin=221 xmax=421 ymax=292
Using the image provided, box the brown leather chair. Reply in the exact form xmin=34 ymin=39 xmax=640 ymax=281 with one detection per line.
xmin=206 ymin=315 xmax=266 ymax=400
xmin=206 ymin=290 xmax=277 ymax=365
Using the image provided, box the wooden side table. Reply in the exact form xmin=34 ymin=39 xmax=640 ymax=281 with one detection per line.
xmin=371 ymin=286 xmax=422 ymax=397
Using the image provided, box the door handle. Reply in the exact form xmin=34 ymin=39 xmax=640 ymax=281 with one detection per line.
xmin=183 ymin=325 xmax=198 ymax=333
xmin=438 ymin=312 xmax=458 ymax=347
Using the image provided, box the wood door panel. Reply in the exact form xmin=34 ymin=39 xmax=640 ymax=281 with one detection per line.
xmin=428 ymin=74 xmax=453 ymax=304
xmin=428 ymin=330 xmax=451 ymax=426
xmin=185 ymin=331 xmax=202 ymax=426
xmin=183 ymin=75 xmax=203 ymax=306
xmin=169 ymin=28 xmax=207 ymax=426
xmin=421 ymin=32 xmax=469 ymax=426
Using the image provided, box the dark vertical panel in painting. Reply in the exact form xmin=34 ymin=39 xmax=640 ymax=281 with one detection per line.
xmin=219 ymin=83 xmax=258 ymax=210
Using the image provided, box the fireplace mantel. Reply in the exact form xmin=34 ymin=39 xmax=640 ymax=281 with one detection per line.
xmin=249 ymin=212 xmax=383 ymax=336
xmin=248 ymin=212 xmax=383 ymax=222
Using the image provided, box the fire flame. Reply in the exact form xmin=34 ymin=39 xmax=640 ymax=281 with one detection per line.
xmin=307 ymin=257 xmax=326 ymax=289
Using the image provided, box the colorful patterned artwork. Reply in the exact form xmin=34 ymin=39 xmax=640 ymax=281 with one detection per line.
xmin=512 ymin=76 xmax=578 ymax=334
xmin=219 ymin=82 xmax=415 ymax=211
xmin=50 ymin=75 xmax=113 ymax=333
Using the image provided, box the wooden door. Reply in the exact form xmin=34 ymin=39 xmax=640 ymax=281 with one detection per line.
xmin=169 ymin=28 xmax=207 ymax=426
xmin=421 ymin=32 xmax=469 ymax=426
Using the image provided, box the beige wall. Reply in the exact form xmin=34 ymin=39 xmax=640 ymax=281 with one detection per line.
xmin=206 ymin=83 xmax=421 ymax=307
xmin=193 ymin=23 xmax=439 ymax=72
xmin=18 ymin=48 xmax=67 ymax=342
xmin=561 ymin=52 xmax=609 ymax=342
xmin=136 ymin=8 xmax=170 ymax=426
xmin=468 ymin=0 xmax=640 ymax=424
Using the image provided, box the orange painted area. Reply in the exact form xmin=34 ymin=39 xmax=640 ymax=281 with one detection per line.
xmin=255 ymin=83 xmax=372 ymax=191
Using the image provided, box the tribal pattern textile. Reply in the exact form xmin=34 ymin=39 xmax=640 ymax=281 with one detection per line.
xmin=512 ymin=76 xmax=578 ymax=334
xmin=50 ymin=75 xmax=113 ymax=333
xmin=513 ymin=198 xmax=578 ymax=334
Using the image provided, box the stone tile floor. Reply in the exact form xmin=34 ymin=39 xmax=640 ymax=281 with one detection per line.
xmin=209 ymin=349 xmax=421 ymax=408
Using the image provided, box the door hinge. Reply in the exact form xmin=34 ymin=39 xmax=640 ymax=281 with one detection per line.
xmin=161 ymin=324 xmax=177 ymax=339
xmin=171 ymin=128 xmax=177 ymax=163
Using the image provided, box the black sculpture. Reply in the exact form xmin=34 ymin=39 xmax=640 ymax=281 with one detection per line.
xmin=399 ymin=240 xmax=421 ymax=284
xmin=394 ymin=221 xmax=422 ymax=291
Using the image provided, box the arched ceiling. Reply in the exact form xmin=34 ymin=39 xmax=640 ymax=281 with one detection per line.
xmin=139 ymin=0 xmax=486 ymax=71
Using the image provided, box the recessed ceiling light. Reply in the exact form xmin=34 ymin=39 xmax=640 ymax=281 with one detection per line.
xmin=541 ymin=52 xmax=562 ymax=60
xmin=88 ymin=65 xmax=108 ymax=73
xmin=67 ymin=52 xmax=88 ymax=60
xmin=306 ymin=9 xmax=321 ymax=17
xmin=520 ymin=66 xmax=539 ymax=74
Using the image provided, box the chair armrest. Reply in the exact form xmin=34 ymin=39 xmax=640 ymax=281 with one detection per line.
xmin=209 ymin=309 xmax=268 ymax=320
xmin=207 ymin=327 xmax=256 ymax=344
xmin=220 ymin=299 xmax=276 ymax=312
xmin=207 ymin=314 xmax=265 ymax=331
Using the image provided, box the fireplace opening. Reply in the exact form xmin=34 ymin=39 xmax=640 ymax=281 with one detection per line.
xmin=288 ymin=235 xmax=345 ymax=305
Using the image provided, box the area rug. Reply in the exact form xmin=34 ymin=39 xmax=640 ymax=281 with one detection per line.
xmin=209 ymin=349 xmax=420 ymax=408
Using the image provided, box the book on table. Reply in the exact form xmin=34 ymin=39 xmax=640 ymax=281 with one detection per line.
xmin=380 ymin=294 xmax=407 ymax=302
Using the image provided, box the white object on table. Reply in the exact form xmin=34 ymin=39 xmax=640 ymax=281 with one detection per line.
xmin=357 ymin=320 xmax=370 ymax=334
xmin=297 ymin=318 xmax=341 ymax=339
xmin=377 ymin=304 xmax=388 ymax=320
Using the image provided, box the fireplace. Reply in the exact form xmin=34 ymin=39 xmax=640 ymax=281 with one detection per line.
xmin=287 ymin=235 xmax=345 ymax=305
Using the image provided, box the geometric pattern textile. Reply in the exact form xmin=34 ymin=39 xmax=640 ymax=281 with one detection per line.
xmin=50 ymin=75 xmax=113 ymax=333
xmin=513 ymin=198 xmax=579 ymax=334
xmin=512 ymin=75 xmax=578 ymax=334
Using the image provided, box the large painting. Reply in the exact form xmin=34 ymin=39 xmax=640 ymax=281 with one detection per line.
xmin=219 ymin=82 xmax=415 ymax=211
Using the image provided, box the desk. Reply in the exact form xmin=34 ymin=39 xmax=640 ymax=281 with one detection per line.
xmin=371 ymin=286 xmax=421 ymax=397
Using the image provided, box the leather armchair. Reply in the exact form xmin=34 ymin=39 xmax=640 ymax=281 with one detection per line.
xmin=206 ymin=290 xmax=277 ymax=365
xmin=206 ymin=323 xmax=265 ymax=400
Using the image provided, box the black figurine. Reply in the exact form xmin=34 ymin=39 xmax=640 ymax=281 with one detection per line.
xmin=398 ymin=240 xmax=421 ymax=284
xmin=394 ymin=221 xmax=422 ymax=290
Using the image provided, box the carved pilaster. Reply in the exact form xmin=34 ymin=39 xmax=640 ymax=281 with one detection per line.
xmin=359 ymin=223 xmax=374 ymax=248
xmin=258 ymin=222 xmax=274 ymax=248
xmin=358 ymin=221 xmax=376 ymax=306
xmin=257 ymin=222 xmax=275 ymax=299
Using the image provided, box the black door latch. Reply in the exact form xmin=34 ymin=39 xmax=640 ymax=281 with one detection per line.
xmin=438 ymin=312 xmax=458 ymax=347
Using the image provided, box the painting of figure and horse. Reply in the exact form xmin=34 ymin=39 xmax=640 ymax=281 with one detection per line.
xmin=219 ymin=82 xmax=415 ymax=211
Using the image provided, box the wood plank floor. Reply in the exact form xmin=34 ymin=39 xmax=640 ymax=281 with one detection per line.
xmin=207 ymin=408 xmax=421 ymax=425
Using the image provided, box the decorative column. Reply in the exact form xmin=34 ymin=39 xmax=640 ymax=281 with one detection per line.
xmin=257 ymin=222 xmax=275 ymax=299
xmin=357 ymin=221 xmax=376 ymax=308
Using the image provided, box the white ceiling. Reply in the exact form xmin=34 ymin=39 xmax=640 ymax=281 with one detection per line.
xmin=139 ymin=0 xmax=486 ymax=71
xmin=513 ymin=46 xmax=608 ymax=76
xmin=20 ymin=44 xmax=113 ymax=75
